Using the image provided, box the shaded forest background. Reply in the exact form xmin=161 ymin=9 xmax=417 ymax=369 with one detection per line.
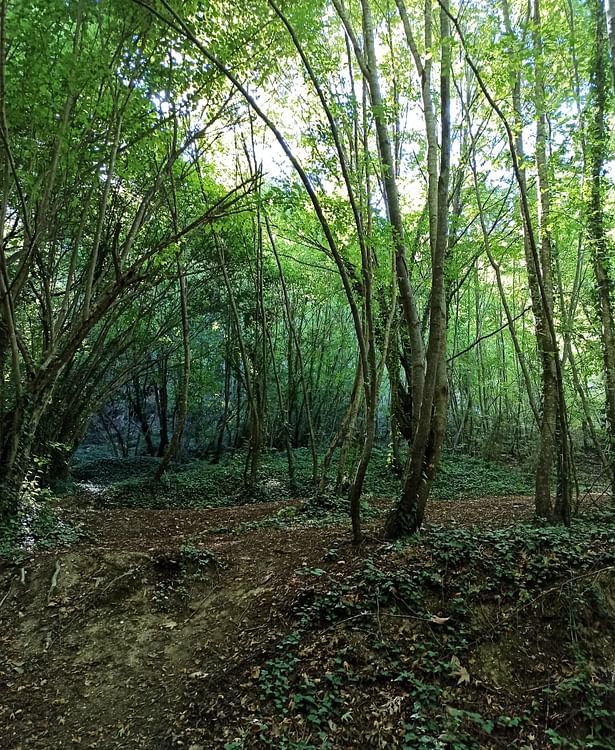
xmin=0 ymin=0 xmax=614 ymax=539
xmin=4 ymin=3 xmax=615 ymax=750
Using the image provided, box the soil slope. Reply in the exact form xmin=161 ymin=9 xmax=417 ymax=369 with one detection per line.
xmin=0 ymin=494 xmax=611 ymax=749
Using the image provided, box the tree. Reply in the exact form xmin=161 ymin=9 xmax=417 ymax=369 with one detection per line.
xmin=587 ymin=0 xmax=615 ymax=491
xmin=0 ymin=0 xmax=254 ymax=517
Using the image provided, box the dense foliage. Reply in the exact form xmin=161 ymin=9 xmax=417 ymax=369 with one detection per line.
xmin=0 ymin=0 xmax=613 ymax=534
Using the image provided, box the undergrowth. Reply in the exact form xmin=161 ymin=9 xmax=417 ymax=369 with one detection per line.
xmin=70 ymin=449 xmax=532 ymax=510
xmin=0 ymin=501 xmax=84 ymax=562
xmin=184 ymin=510 xmax=615 ymax=749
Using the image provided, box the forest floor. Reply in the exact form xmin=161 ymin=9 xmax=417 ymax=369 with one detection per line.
xmin=1 ymin=461 xmax=614 ymax=750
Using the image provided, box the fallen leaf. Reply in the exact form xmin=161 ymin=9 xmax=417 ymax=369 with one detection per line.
xmin=429 ymin=615 xmax=450 ymax=625
xmin=450 ymin=655 xmax=470 ymax=685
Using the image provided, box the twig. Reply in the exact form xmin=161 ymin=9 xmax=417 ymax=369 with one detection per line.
xmin=97 ymin=568 xmax=136 ymax=597
xmin=383 ymin=611 xmax=441 ymax=623
xmin=183 ymin=584 xmax=222 ymax=624
xmin=500 ymin=565 xmax=615 ymax=623
xmin=0 ymin=584 xmax=12 ymax=609
xmin=323 ymin=611 xmax=371 ymax=631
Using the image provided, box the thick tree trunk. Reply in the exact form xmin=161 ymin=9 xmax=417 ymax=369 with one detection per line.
xmin=590 ymin=0 xmax=615 ymax=490
xmin=496 ymin=0 xmax=571 ymax=522
xmin=336 ymin=383 xmax=363 ymax=496
xmin=35 ymin=415 xmax=85 ymax=486
xmin=383 ymin=0 xmax=451 ymax=537
xmin=349 ymin=401 xmax=376 ymax=543
xmin=606 ymin=0 xmax=615 ymax=89
xmin=532 ymin=0 xmax=571 ymax=521
xmin=534 ymin=356 xmax=559 ymax=517
xmin=131 ymin=377 xmax=156 ymax=456
xmin=386 ymin=353 xmax=448 ymax=536
xmin=0 ymin=390 xmax=51 ymax=519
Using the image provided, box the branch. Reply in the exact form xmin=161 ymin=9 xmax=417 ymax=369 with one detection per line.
xmin=447 ymin=305 xmax=532 ymax=362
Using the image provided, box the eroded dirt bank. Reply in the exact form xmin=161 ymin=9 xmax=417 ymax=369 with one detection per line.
xmin=1 ymin=494 xmax=612 ymax=749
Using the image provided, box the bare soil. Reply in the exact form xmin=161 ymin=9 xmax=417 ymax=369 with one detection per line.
xmin=0 ymin=494 xmax=605 ymax=749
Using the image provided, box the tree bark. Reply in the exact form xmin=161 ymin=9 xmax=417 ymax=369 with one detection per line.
xmin=589 ymin=0 xmax=615 ymax=490
xmin=155 ymin=259 xmax=190 ymax=481
xmin=383 ymin=0 xmax=451 ymax=537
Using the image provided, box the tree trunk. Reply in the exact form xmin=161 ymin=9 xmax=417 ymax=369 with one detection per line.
xmin=590 ymin=0 xmax=615 ymax=490
xmin=131 ymin=376 xmax=156 ymax=456
xmin=383 ymin=0 xmax=451 ymax=537
xmin=606 ymin=0 xmax=615 ymax=89
xmin=155 ymin=356 xmax=170 ymax=457
xmin=155 ymin=260 xmax=190 ymax=481
xmin=0 ymin=390 xmax=52 ymax=519
xmin=212 ymin=328 xmax=232 ymax=463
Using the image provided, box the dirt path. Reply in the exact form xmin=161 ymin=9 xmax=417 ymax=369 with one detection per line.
xmin=0 ymin=494 xmax=598 ymax=749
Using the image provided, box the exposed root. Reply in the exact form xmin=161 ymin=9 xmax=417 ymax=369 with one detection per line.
xmin=47 ymin=560 xmax=61 ymax=602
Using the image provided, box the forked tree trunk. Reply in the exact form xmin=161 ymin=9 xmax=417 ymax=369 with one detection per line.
xmin=383 ymin=0 xmax=452 ymax=536
xmin=493 ymin=0 xmax=572 ymax=522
